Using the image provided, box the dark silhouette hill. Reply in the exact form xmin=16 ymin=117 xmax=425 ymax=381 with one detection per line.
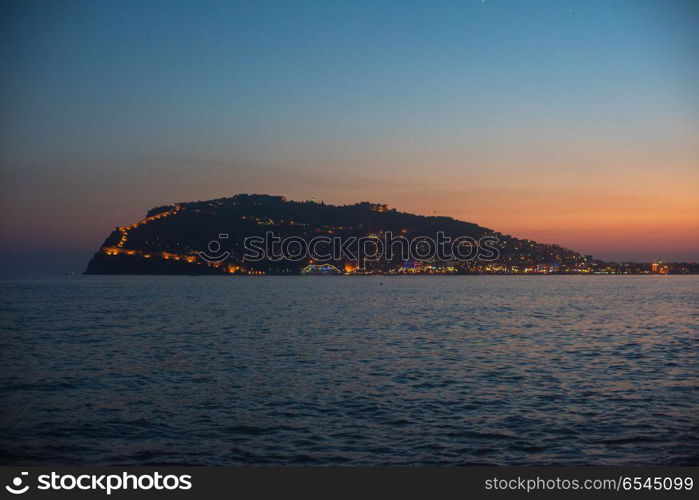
xmin=85 ymin=194 xmax=587 ymax=275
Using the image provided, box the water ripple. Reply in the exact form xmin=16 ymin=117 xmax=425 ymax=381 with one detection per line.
xmin=0 ymin=275 xmax=697 ymax=465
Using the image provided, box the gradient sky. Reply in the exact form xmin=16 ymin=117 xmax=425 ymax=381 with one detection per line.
xmin=1 ymin=0 xmax=697 ymax=273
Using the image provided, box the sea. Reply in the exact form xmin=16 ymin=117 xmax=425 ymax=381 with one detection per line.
xmin=1 ymin=275 xmax=697 ymax=465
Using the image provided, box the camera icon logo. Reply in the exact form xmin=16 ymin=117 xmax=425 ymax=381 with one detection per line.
xmin=199 ymin=233 xmax=231 ymax=263
xmin=5 ymin=472 xmax=29 ymax=495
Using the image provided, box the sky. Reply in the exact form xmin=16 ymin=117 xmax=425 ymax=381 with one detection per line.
xmin=1 ymin=0 xmax=697 ymax=273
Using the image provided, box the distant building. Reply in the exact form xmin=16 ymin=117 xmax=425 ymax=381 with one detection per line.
xmin=651 ymin=258 xmax=669 ymax=274
xmin=370 ymin=203 xmax=388 ymax=212
xmin=356 ymin=201 xmax=389 ymax=212
xmin=301 ymin=263 xmax=342 ymax=275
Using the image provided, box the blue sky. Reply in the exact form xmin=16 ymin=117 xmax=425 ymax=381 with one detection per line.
xmin=1 ymin=0 xmax=697 ymax=272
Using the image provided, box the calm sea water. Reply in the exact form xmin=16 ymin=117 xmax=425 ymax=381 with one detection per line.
xmin=1 ymin=275 xmax=697 ymax=466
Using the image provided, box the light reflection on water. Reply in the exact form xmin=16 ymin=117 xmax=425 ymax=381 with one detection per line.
xmin=1 ymin=275 xmax=697 ymax=465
